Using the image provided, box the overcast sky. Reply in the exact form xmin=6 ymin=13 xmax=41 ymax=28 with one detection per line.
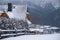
xmin=0 ymin=0 xmax=60 ymax=8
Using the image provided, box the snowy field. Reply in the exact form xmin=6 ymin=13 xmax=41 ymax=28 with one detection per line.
xmin=1 ymin=33 xmax=60 ymax=40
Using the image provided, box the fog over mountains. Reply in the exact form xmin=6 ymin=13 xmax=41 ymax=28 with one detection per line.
xmin=27 ymin=1 xmax=60 ymax=27
xmin=0 ymin=0 xmax=60 ymax=27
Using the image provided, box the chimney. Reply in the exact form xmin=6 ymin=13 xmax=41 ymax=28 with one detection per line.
xmin=8 ymin=3 xmax=12 ymax=11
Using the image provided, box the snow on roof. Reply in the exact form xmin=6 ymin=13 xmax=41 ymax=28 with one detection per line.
xmin=0 ymin=5 xmax=27 ymax=20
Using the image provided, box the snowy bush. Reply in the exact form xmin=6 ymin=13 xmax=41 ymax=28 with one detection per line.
xmin=0 ymin=17 xmax=28 ymax=30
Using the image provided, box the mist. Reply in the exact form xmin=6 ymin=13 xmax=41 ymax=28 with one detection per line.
xmin=0 ymin=0 xmax=60 ymax=8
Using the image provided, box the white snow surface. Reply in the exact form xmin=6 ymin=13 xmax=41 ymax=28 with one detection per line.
xmin=1 ymin=33 xmax=60 ymax=40
xmin=30 ymin=28 xmax=44 ymax=32
xmin=26 ymin=19 xmax=32 ymax=25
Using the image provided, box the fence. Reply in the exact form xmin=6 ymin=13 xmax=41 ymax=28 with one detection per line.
xmin=0 ymin=29 xmax=36 ymax=39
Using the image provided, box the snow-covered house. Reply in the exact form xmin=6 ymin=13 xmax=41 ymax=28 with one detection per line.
xmin=0 ymin=3 xmax=32 ymax=25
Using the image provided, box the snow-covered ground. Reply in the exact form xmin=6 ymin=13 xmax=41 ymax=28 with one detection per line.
xmin=1 ymin=33 xmax=60 ymax=40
